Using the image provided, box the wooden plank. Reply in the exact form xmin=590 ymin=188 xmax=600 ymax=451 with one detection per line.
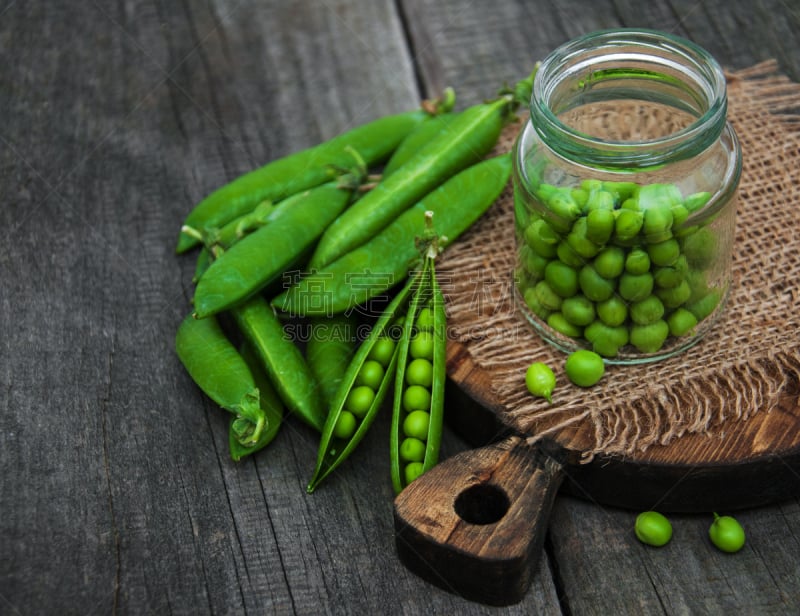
xmin=0 ymin=0 xmax=561 ymax=613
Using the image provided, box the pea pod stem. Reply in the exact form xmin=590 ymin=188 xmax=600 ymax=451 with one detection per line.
xmin=229 ymin=342 xmax=285 ymax=461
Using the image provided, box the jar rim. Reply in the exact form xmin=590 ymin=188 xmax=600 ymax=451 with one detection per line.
xmin=531 ymin=28 xmax=729 ymax=169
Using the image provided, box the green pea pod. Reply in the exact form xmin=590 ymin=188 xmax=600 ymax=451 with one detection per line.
xmin=306 ymin=272 xmax=420 ymax=493
xmin=175 ymin=313 xmax=266 ymax=447
xmin=231 ymin=296 xmax=327 ymax=433
xmin=229 ymin=342 xmax=285 ymax=461
xmin=306 ymin=313 xmax=360 ymax=408
xmin=176 ymin=104 xmax=452 ymax=254
xmin=382 ymin=111 xmax=461 ymax=177
xmin=273 ymin=154 xmax=512 ymax=316
xmin=193 ymin=181 xmax=355 ymax=319
xmin=307 ymin=72 xmax=534 ymax=269
xmin=390 ymin=253 xmax=446 ymax=493
xmin=192 ymin=246 xmax=212 ymax=284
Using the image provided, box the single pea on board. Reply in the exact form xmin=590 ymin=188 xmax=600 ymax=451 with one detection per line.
xmin=564 ymin=350 xmax=605 ymax=387
xmin=635 ymin=511 xmax=673 ymax=547
xmin=709 ymin=512 xmax=746 ymax=553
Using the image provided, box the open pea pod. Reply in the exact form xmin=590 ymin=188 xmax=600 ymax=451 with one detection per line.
xmin=306 ymin=271 xmax=422 ymax=493
xmin=390 ymin=237 xmax=447 ymax=493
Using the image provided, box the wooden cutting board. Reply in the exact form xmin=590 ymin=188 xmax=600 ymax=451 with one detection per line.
xmin=394 ymin=341 xmax=800 ymax=605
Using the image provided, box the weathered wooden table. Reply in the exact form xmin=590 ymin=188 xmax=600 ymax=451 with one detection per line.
xmin=3 ymin=2 xmax=799 ymax=614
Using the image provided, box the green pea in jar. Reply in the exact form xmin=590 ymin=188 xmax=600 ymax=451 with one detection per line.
xmin=513 ymin=29 xmax=741 ymax=364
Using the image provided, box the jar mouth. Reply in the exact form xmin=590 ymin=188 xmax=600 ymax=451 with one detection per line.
xmin=531 ymin=29 xmax=728 ymax=169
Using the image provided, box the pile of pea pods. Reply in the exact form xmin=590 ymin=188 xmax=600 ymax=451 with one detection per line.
xmin=174 ymin=70 xmax=536 ymax=493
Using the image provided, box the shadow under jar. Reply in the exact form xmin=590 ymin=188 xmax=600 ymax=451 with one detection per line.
xmin=513 ymin=29 xmax=742 ymax=364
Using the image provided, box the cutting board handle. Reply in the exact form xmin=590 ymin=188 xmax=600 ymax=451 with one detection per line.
xmin=393 ymin=436 xmax=565 ymax=606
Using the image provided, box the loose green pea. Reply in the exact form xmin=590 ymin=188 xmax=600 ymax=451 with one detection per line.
xmin=642 ymin=205 xmax=674 ymax=242
xmin=635 ymin=511 xmax=673 ymax=547
xmin=403 ymin=385 xmax=431 ymax=412
xmin=602 ymin=181 xmax=637 ymax=202
xmin=653 ymin=265 xmax=684 ymax=289
xmin=557 ymin=240 xmax=585 ymax=268
xmin=564 ymin=349 xmax=605 ymax=387
xmin=593 ymin=246 xmax=626 ymax=279
xmin=547 ymin=191 xmax=581 ymax=231
xmin=647 ymin=238 xmax=681 ymax=267
xmin=345 ymin=385 xmax=376 ymax=418
xmin=534 ymin=280 xmax=563 ymax=311
xmin=709 ymin=513 xmax=746 ymax=553
xmin=561 ymin=294 xmax=596 ymax=327
xmin=585 ymin=208 xmax=616 ymax=245
xmin=584 ymin=321 xmax=629 ymax=358
xmin=524 ymin=287 xmax=553 ymax=320
xmin=629 ymin=320 xmax=669 ymax=353
xmin=629 ymin=295 xmax=665 ymax=325
xmin=368 ymin=337 xmax=396 ymax=367
xmin=404 ymin=462 xmax=425 ymax=484
xmin=525 ymin=362 xmax=556 ymax=403
xmin=521 ymin=245 xmax=550 ymax=278
xmin=585 ymin=188 xmax=616 ymax=211
xmin=670 ymin=203 xmax=689 ymax=228
xmin=400 ymin=437 xmax=427 ymax=462
xmin=685 ymin=289 xmax=721 ymax=321
xmin=409 ymin=331 xmax=435 ymax=360
xmin=655 ymin=279 xmax=691 ymax=308
xmin=580 ymin=179 xmax=603 ymax=193
xmin=579 ymin=264 xmax=616 ymax=302
xmin=619 ymin=272 xmax=654 ymax=302
xmin=567 ymin=217 xmax=601 ymax=259
xmin=545 ymin=260 xmax=579 ymax=298
xmin=625 ymin=248 xmax=651 ymax=275
xmin=525 ymin=219 xmax=559 ymax=258
xmin=682 ymin=227 xmax=717 ymax=269
xmin=614 ymin=209 xmax=643 ymax=242
xmin=667 ymin=308 xmax=698 ymax=337
xmin=571 ymin=187 xmax=589 ymax=208
xmin=405 ymin=358 xmax=434 ymax=387
xmin=332 ymin=411 xmax=358 ymax=440
xmin=547 ymin=312 xmax=584 ymax=338
xmin=355 ymin=360 xmax=385 ymax=390
xmin=416 ymin=307 xmax=435 ymax=331
xmin=596 ymin=296 xmax=628 ymax=327
xmin=684 ymin=191 xmax=712 ymax=212
xmin=403 ymin=410 xmax=431 ymax=440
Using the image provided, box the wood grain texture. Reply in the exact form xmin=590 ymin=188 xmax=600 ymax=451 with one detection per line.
xmin=1 ymin=0 xmax=799 ymax=613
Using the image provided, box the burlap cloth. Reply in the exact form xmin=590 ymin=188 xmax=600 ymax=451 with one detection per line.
xmin=437 ymin=61 xmax=800 ymax=461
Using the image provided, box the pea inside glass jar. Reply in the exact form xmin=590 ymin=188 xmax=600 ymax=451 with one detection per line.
xmin=513 ymin=29 xmax=741 ymax=364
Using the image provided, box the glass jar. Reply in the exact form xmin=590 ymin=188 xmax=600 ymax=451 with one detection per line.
xmin=513 ymin=29 xmax=741 ymax=364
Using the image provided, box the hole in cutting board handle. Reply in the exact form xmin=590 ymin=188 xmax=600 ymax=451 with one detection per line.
xmin=453 ymin=483 xmax=510 ymax=524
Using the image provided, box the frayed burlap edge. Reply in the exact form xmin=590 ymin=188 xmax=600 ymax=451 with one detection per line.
xmin=437 ymin=60 xmax=800 ymax=461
